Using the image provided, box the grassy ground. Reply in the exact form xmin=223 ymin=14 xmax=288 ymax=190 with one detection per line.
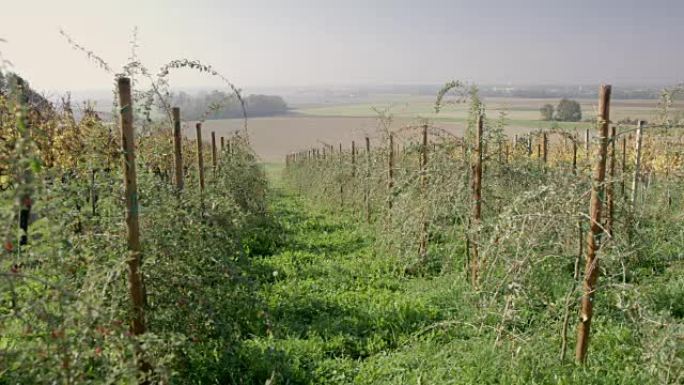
xmin=293 ymin=96 xmax=669 ymax=130
xmin=229 ymin=164 xmax=679 ymax=384
xmin=294 ymin=99 xmax=590 ymax=130
xmin=241 ymin=170 xmax=464 ymax=383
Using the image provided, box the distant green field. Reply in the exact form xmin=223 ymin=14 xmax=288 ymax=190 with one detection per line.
xmin=293 ymin=96 xmax=668 ymax=131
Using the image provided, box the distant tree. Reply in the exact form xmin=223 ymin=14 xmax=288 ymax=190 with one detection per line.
xmin=540 ymin=104 xmax=554 ymax=121
xmin=556 ymin=99 xmax=582 ymax=122
xmin=169 ymin=91 xmax=288 ymax=120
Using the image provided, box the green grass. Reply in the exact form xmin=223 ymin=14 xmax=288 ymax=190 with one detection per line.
xmin=238 ymin=187 xmax=454 ymax=383
xmin=224 ymin=167 xmax=680 ymax=384
xmin=293 ymin=97 xmax=662 ymax=131
xmin=294 ymin=101 xmax=592 ymax=130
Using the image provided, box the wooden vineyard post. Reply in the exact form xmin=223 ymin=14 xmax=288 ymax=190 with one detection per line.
xmin=196 ymin=123 xmax=205 ymax=193
xmin=14 ymin=78 xmax=32 ymax=246
xmin=560 ymin=217 xmax=585 ymax=362
xmin=585 ymin=128 xmax=591 ymax=156
xmin=388 ymin=133 xmax=395 ymax=211
xmin=631 ymin=121 xmax=644 ymax=205
xmin=117 ymin=77 xmax=149 ymax=357
xmin=351 ymin=141 xmax=356 ymax=178
xmin=621 ymin=136 xmax=627 ymax=196
xmin=572 ymin=134 xmax=578 ymax=174
xmin=352 ymin=140 xmax=356 ymax=182
xmin=365 ymin=136 xmax=371 ymax=223
xmin=418 ymin=124 xmax=429 ymax=263
xmin=606 ymin=126 xmax=616 ymax=237
xmin=470 ymin=111 xmax=484 ymax=287
xmin=339 ymin=143 xmax=344 ymax=208
xmin=172 ymin=107 xmax=184 ymax=191
xmin=542 ymin=132 xmax=548 ymax=164
xmin=576 ymin=84 xmax=611 ymax=364
xmin=537 ymin=141 xmax=542 ymax=160
xmin=91 ymin=169 xmax=98 ymax=216
xmin=211 ymin=131 xmax=218 ymax=176
xmin=221 ymin=136 xmax=225 ymax=151
xmin=527 ymin=135 xmax=533 ymax=157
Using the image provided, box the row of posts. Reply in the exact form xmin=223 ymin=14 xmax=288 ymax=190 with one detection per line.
xmin=285 ymin=88 xmax=649 ymax=366
xmin=117 ymin=77 xmax=237 ymax=377
xmin=173 ymin=107 xmax=236 ymax=193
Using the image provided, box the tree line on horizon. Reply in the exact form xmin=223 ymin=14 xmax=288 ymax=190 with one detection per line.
xmin=170 ymin=90 xmax=288 ymax=120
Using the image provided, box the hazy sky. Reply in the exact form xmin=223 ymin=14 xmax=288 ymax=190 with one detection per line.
xmin=2 ymin=0 xmax=683 ymax=92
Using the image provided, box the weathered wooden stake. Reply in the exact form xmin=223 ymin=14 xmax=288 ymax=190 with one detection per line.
xmin=339 ymin=143 xmax=344 ymax=207
xmin=631 ymin=121 xmax=644 ymax=204
xmin=172 ymin=107 xmax=184 ymax=191
xmin=542 ymin=132 xmax=548 ymax=163
xmin=606 ymin=126 xmax=616 ymax=237
xmin=211 ymin=131 xmax=218 ymax=175
xmin=527 ymin=136 xmax=533 ymax=157
xmin=14 ymin=78 xmax=32 ymax=246
xmin=572 ymin=134 xmax=578 ymax=174
xmin=91 ymin=169 xmax=98 ymax=216
xmin=560 ymin=219 xmax=584 ymax=362
xmin=388 ymin=133 xmax=395 ymax=211
xmin=418 ymin=125 xmax=429 ymax=262
xmin=470 ymin=111 xmax=484 ymax=286
xmin=196 ymin=123 xmax=205 ymax=192
xmin=119 ymin=76 xmax=153 ymax=382
xmin=576 ymin=84 xmax=611 ymax=364
xmin=351 ymin=141 xmax=356 ymax=178
xmin=117 ymin=77 xmax=147 ymax=340
xmin=537 ymin=142 xmax=542 ymax=160
xmin=620 ymin=136 xmax=627 ymax=196
xmin=585 ymin=128 xmax=590 ymax=156
xmin=365 ymin=136 xmax=371 ymax=223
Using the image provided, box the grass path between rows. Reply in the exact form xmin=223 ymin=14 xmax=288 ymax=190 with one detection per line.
xmin=234 ymin=165 xmax=658 ymax=385
xmin=236 ymin=165 xmax=478 ymax=384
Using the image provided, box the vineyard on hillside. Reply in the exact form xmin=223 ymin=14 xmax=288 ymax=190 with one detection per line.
xmin=0 ymin=68 xmax=284 ymax=383
xmin=0 ymin=33 xmax=683 ymax=384
xmin=284 ymin=84 xmax=684 ymax=383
